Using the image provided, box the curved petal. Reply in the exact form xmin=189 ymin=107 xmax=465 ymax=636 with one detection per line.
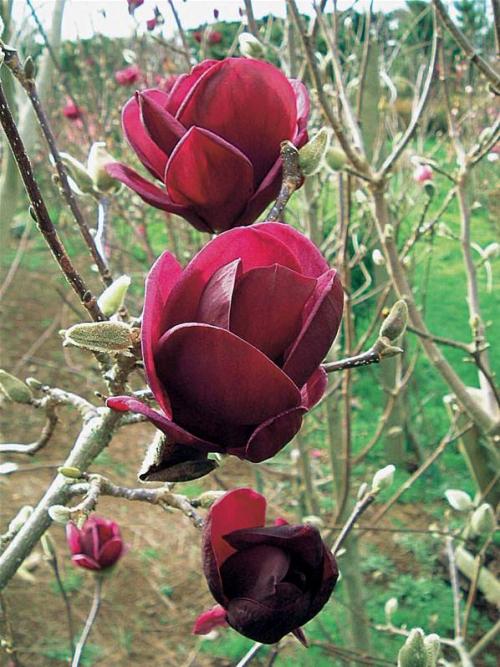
xmin=193 ymin=605 xmax=228 ymax=635
xmin=122 ymin=91 xmax=169 ymax=179
xmin=283 ymin=270 xmax=344 ymax=388
xmin=71 ymin=554 xmax=101 ymax=571
xmin=105 ymin=163 xmax=210 ymax=232
xmin=177 ymin=58 xmax=297 ymax=184
xmin=156 ymin=324 xmax=302 ymax=426
xmin=242 ymin=406 xmax=305 ymax=463
xmin=167 ymin=60 xmax=218 ymax=115
xmin=137 ymin=91 xmax=186 ymax=156
xmin=220 ymin=545 xmax=291 ymax=600
xmin=234 ymin=156 xmax=282 ymax=228
xmin=141 ymin=251 xmax=183 ymax=417
xmin=106 ymin=396 xmax=221 ymax=453
xmin=254 ymin=222 xmax=330 ymax=278
xmin=98 ymin=537 xmax=124 ymax=568
xmin=65 ymin=523 xmax=82 ymax=555
xmin=300 ymin=367 xmax=327 ymax=409
xmin=197 ymin=258 xmax=242 ymax=329
xmin=165 ymin=126 xmax=254 ymax=233
xmin=229 ymin=264 xmax=316 ymax=360
xmin=290 ymin=79 xmax=310 ymax=141
xmin=163 ymin=226 xmax=302 ymax=329
xmin=203 ymin=488 xmax=266 ymax=606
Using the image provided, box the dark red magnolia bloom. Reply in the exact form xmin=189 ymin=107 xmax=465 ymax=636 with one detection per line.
xmin=194 ymin=488 xmax=338 ymax=644
xmin=66 ymin=516 xmax=125 ymax=571
xmin=106 ymin=58 xmax=310 ymax=233
xmin=127 ymin=0 xmax=144 ymax=14
xmin=63 ymin=99 xmax=82 ymax=120
xmin=107 ymin=223 xmax=343 ymax=479
xmin=115 ymin=64 xmax=141 ymax=86
xmin=194 ymin=30 xmax=222 ymax=44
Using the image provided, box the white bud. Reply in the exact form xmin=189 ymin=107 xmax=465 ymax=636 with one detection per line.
xmin=483 ymin=242 xmax=500 ymax=260
xmin=302 ymin=515 xmax=324 ymax=529
xmin=372 ymin=464 xmax=395 ymax=491
xmin=290 ymin=448 xmax=300 ymax=464
xmin=87 ymin=142 xmax=119 ymax=192
xmin=357 ymin=482 xmax=368 ymax=499
xmin=8 ymin=506 xmax=33 ymax=533
xmin=48 ymin=505 xmax=72 ymax=524
xmin=384 ymin=597 xmax=398 ymax=621
xmin=372 ymin=249 xmax=385 ymax=266
xmin=0 ymin=369 xmax=33 ymax=404
xmin=299 ymin=128 xmax=330 ymax=176
xmin=444 ymin=489 xmax=473 ymax=512
xmin=97 ymin=275 xmax=131 ymax=316
xmin=238 ymin=33 xmax=265 ymax=59
xmin=0 ymin=462 xmax=18 ymax=475
xmin=470 ymin=503 xmax=496 ymax=536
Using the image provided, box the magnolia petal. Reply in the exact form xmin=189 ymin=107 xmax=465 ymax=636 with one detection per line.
xmin=71 ymin=554 xmax=101 ymax=571
xmin=138 ymin=91 xmax=186 ymax=156
xmin=197 ymin=259 xmax=242 ymax=329
xmin=229 ymin=264 xmax=316 ymax=360
xmin=163 ymin=226 xmax=302 ymax=329
xmin=167 ymin=60 xmax=218 ymax=116
xmin=300 ymin=367 xmax=327 ymax=409
xmin=193 ymin=604 xmax=228 ymax=635
xmin=165 ymin=127 xmax=254 ymax=233
xmin=65 ymin=523 xmax=81 ymax=555
xmin=242 ymin=407 xmax=306 ymax=463
xmin=283 ymin=270 xmax=344 ymax=389
xmin=105 ymin=163 xmax=210 ymax=232
xmin=98 ymin=537 xmax=124 ymax=568
xmin=122 ymin=91 xmax=169 ymax=179
xmin=142 ymin=251 xmax=183 ymax=417
xmin=156 ymin=324 xmax=302 ymax=426
xmin=178 ymin=58 xmax=297 ymax=185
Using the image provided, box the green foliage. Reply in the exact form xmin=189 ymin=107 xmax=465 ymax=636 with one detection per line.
xmin=50 ymin=570 xmax=83 ymax=595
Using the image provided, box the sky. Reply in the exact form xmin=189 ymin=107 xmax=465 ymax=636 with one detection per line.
xmin=14 ymin=0 xmax=410 ymax=41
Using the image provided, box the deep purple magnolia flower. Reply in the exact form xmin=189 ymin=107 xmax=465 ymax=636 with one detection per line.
xmin=107 ymin=223 xmax=343 ymax=480
xmin=194 ymin=488 xmax=338 ymax=644
xmin=106 ymin=58 xmax=310 ymax=233
xmin=66 ymin=516 xmax=125 ymax=571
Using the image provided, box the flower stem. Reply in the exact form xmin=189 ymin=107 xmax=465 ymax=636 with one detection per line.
xmin=71 ymin=575 xmax=103 ymax=667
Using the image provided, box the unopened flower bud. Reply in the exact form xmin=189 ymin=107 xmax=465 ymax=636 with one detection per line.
xmin=238 ymin=33 xmax=265 ymax=59
xmin=0 ymin=462 xmax=18 ymax=475
xmin=41 ymin=533 xmax=57 ymax=560
xmin=372 ymin=249 xmax=385 ymax=266
xmin=470 ymin=503 xmax=496 ymax=536
xmin=398 ymin=628 xmax=426 ymax=667
xmin=302 ymin=515 xmax=324 ymax=529
xmin=483 ymin=242 xmax=499 ymax=260
xmin=423 ymin=181 xmax=435 ymax=198
xmin=379 ymin=300 xmax=408 ymax=342
xmin=25 ymin=377 xmax=43 ymax=390
xmin=384 ymin=597 xmax=398 ymax=621
xmin=373 ymin=336 xmax=404 ymax=359
xmin=97 ymin=275 xmax=131 ymax=316
xmin=299 ymin=128 xmax=330 ymax=176
xmin=325 ymin=147 xmax=347 ymax=171
xmin=357 ymin=482 xmax=368 ymax=499
xmin=444 ymin=489 xmax=473 ymax=512
xmin=58 ymin=466 xmax=83 ymax=479
xmin=23 ymin=56 xmax=36 ymax=80
xmin=414 ymin=164 xmax=433 ymax=184
xmin=63 ymin=321 xmax=134 ymax=353
xmin=87 ymin=142 xmax=119 ymax=193
xmin=424 ymin=634 xmax=440 ymax=667
xmin=58 ymin=153 xmax=95 ymax=195
xmin=48 ymin=505 xmax=72 ymax=524
xmin=8 ymin=506 xmax=33 ymax=533
xmin=0 ymin=370 xmax=33 ymax=404
xmin=372 ymin=464 xmax=395 ymax=491
xmin=196 ymin=491 xmax=226 ymax=508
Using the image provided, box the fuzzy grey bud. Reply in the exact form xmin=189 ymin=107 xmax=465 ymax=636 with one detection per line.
xmin=299 ymin=128 xmax=330 ymax=176
xmin=423 ymin=634 xmax=440 ymax=667
xmin=379 ymin=300 xmax=408 ymax=342
xmin=384 ymin=597 xmax=398 ymax=621
xmin=325 ymin=147 xmax=347 ymax=171
xmin=0 ymin=370 xmax=33 ymax=404
xmin=8 ymin=506 xmax=33 ymax=533
xmin=398 ymin=629 xmax=426 ymax=667
xmin=63 ymin=321 xmax=134 ymax=353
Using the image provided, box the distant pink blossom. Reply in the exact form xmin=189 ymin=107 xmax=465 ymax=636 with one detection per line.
xmin=147 ymin=17 xmax=157 ymax=31
xmin=115 ymin=64 xmax=141 ymax=86
xmin=63 ymin=99 xmax=82 ymax=120
xmin=413 ymin=164 xmax=433 ymax=184
xmin=310 ymin=449 xmax=323 ymax=459
xmin=127 ymin=0 xmax=144 ymax=14
xmin=193 ymin=30 xmax=222 ymax=44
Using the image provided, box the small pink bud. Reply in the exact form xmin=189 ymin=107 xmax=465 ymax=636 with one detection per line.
xmin=63 ymin=99 xmax=82 ymax=121
xmin=193 ymin=604 xmax=228 ymax=634
xmin=413 ymin=164 xmax=433 ymax=184
xmin=310 ymin=449 xmax=323 ymax=459
xmin=146 ymin=17 xmax=157 ymax=31
xmin=66 ymin=516 xmax=126 ymax=571
xmin=213 ymin=8 xmax=219 ymax=19
xmin=115 ymin=64 xmax=141 ymax=86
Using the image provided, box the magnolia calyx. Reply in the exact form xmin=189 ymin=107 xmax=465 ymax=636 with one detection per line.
xmin=62 ymin=321 xmax=137 ymax=353
xmin=0 ymin=370 xmax=33 ymax=404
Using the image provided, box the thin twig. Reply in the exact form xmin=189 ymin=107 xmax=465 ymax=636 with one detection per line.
xmin=0 ymin=79 xmax=105 ymax=321
xmin=267 ymin=142 xmax=303 ymax=221
xmin=235 ymin=642 xmax=264 ymax=667
xmin=332 ymin=490 xmax=377 ymax=554
xmin=71 ymin=575 xmax=102 ymax=667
